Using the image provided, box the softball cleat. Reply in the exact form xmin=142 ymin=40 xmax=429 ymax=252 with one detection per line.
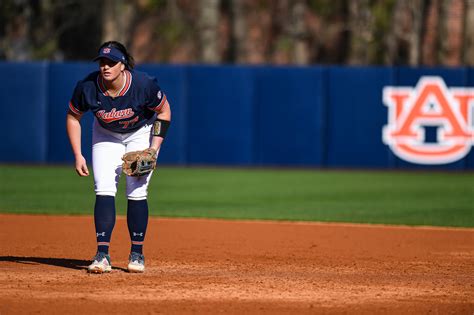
xmin=127 ymin=252 xmax=145 ymax=273
xmin=87 ymin=252 xmax=112 ymax=274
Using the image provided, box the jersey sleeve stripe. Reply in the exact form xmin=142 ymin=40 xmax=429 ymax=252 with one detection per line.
xmin=68 ymin=101 xmax=83 ymax=115
xmin=151 ymin=94 xmax=167 ymax=112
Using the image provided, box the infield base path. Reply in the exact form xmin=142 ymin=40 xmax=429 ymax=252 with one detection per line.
xmin=0 ymin=214 xmax=473 ymax=314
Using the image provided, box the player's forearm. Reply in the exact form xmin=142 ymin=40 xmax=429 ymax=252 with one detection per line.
xmin=150 ymin=136 xmax=163 ymax=151
xmin=151 ymin=101 xmax=171 ymax=151
xmin=66 ymin=113 xmax=83 ymax=157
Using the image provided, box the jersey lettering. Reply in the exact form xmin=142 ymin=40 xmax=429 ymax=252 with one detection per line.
xmin=96 ymin=108 xmax=134 ymax=123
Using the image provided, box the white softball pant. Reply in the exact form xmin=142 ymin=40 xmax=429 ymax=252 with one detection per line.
xmin=92 ymin=118 xmax=158 ymax=200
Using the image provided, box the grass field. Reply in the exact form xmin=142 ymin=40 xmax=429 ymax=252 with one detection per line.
xmin=0 ymin=165 xmax=472 ymax=227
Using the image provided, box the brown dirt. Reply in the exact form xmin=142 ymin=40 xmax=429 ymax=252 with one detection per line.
xmin=0 ymin=214 xmax=473 ymax=314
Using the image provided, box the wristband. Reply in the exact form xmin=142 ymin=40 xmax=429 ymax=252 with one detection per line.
xmin=152 ymin=119 xmax=170 ymax=138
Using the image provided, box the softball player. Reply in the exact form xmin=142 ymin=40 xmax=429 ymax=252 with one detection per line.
xmin=66 ymin=41 xmax=171 ymax=273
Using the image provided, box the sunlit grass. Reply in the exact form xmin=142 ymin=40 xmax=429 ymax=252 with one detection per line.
xmin=1 ymin=165 xmax=472 ymax=227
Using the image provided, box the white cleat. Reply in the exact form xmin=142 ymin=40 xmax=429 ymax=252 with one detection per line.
xmin=87 ymin=252 xmax=112 ymax=274
xmin=127 ymin=252 xmax=145 ymax=273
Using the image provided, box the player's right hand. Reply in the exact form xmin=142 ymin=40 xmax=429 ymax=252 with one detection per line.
xmin=75 ymin=155 xmax=90 ymax=177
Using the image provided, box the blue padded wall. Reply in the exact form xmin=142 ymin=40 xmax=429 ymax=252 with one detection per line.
xmin=466 ymin=68 xmax=474 ymax=170
xmin=0 ymin=62 xmax=472 ymax=170
xmin=254 ymin=67 xmax=326 ymax=166
xmin=186 ymin=66 xmax=255 ymax=165
xmin=0 ymin=62 xmax=49 ymax=162
xmin=326 ymin=67 xmax=395 ymax=168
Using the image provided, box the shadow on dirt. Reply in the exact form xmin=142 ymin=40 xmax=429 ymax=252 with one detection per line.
xmin=0 ymin=256 xmax=127 ymax=272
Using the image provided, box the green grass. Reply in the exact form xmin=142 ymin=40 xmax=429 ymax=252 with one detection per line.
xmin=0 ymin=165 xmax=473 ymax=227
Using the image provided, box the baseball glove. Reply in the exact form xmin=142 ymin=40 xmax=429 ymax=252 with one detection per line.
xmin=122 ymin=148 xmax=157 ymax=177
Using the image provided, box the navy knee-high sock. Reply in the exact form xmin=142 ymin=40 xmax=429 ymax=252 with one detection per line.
xmin=127 ymin=199 xmax=149 ymax=254
xmin=94 ymin=195 xmax=116 ymax=254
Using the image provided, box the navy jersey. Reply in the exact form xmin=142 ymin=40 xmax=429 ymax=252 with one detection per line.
xmin=69 ymin=70 xmax=167 ymax=133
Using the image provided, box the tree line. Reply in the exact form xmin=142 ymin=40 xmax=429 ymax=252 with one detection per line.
xmin=1 ymin=0 xmax=472 ymax=66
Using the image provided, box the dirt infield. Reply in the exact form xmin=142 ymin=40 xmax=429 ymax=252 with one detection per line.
xmin=0 ymin=214 xmax=473 ymax=314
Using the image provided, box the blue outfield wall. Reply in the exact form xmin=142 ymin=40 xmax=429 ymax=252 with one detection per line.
xmin=326 ymin=67 xmax=396 ymax=168
xmin=0 ymin=62 xmax=473 ymax=170
xmin=1 ymin=63 xmax=49 ymax=163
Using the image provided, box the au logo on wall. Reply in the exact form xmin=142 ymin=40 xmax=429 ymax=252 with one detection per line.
xmin=383 ymin=76 xmax=474 ymax=165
